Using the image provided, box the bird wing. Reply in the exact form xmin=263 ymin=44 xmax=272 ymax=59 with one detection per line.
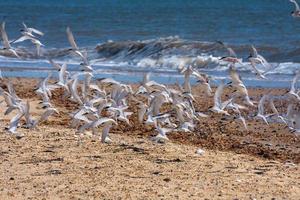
xmin=269 ymin=97 xmax=279 ymax=115
xmin=9 ymin=112 xmax=23 ymax=133
xmin=249 ymin=61 xmax=264 ymax=76
xmin=257 ymin=55 xmax=271 ymax=69
xmin=99 ymin=78 xmax=120 ymax=85
xmin=58 ymin=63 xmax=67 ymax=85
xmin=71 ymin=75 xmax=83 ymax=104
xmin=143 ymin=73 xmax=150 ymax=85
xmin=74 ymin=109 xmax=91 ymax=123
xmin=217 ymin=41 xmax=237 ymax=58
xmin=27 ymin=27 xmax=44 ymax=36
xmin=48 ymin=59 xmax=61 ymax=70
xmin=40 ymin=108 xmax=57 ymax=122
xmin=101 ymin=123 xmax=112 ymax=142
xmin=258 ymin=95 xmax=268 ymax=115
xmin=22 ymin=22 xmax=28 ymax=30
xmin=227 ymin=47 xmax=237 ymax=58
xmin=66 ymin=27 xmax=78 ymax=50
xmin=1 ymin=22 xmax=11 ymax=49
xmin=291 ymin=0 xmax=300 ymax=10
xmin=13 ymin=35 xmax=32 ymax=43
xmin=214 ymin=81 xmax=225 ymax=108
xmin=94 ymin=118 xmax=116 ymax=128
xmin=229 ymin=65 xmax=242 ymax=84
xmin=239 ymin=115 xmax=248 ymax=130
xmin=250 ymin=45 xmax=258 ymax=57
xmin=290 ymin=70 xmax=300 ymax=93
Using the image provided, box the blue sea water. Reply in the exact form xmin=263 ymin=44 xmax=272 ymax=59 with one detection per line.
xmin=0 ymin=0 xmax=299 ymax=87
xmin=0 ymin=0 xmax=297 ymax=48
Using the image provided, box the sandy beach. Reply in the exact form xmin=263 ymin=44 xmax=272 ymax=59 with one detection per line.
xmin=0 ymin=78 xmax=299 ymax=199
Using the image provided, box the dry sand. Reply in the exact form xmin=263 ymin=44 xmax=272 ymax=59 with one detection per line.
xmin=0 ymin=78 xmax=299 ymax=199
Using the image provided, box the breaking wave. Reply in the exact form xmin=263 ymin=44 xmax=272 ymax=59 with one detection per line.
xmin=0 ymin=37 xmax=299 ymax=88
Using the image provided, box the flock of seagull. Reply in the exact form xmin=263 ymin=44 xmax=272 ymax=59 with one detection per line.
xmin=0 ymin=1 xmax=300 ymax=142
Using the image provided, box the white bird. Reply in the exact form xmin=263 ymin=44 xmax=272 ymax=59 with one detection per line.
xmin=256 ymin=95 xmax=270 ymax=125
xmin=79 ymin=51 xmax=93 ymax=71
xmin=269 ymin=96 xmax=287 ymax=124
xmin=0 ymin=22 xmax=20 ymax=58
xmin=66 ymin=27 xmax=85 ymax=60
xmin=217 ymin=41 xmax=243 ymax=65
xmin=72 ymin=108 xmax=93 ymax=124
xmin=151 ymin=123 xmax=173 ymax=142
xmin=69 ymin=73 xmax=83 ymax=104
xmin=108 ymin=106 xmax=132 ymax=125
xmin=36 ymin=107 xmax=59 ymax=126
xmin=194 ymin=71 xmax=212 ymax=96
xmin=141 ymin=73 xmax=167 ymax=93
xmin=290 ymin=0 xmax=300 ymax=17
xmin=210 ymin=80 xmax=230 ymax=115
xmin=248 ymin=45 xmax=271 ymax=79
xmin=6 ymin=102 xmax=27 ymax=137
xmin=288 ymin=70 xmax=300 ymax=101
xmin=137 ymin=101 xmax=148 ymax=123
xmin=57 ymin=63 xmax=69 ymax=87
xmin=181 ymin=65 xmax=193 ymax=94
xmin=31 ymin=38 xmax=44 ymax=56
xmin=148 ymin=91 xmax=170 ymax=116
xmin=229 ymin=65 xmax=255 ymax=107
xmin=7 ymin=111 xmax=24 ymax=135
xmin=285 ymin=103 xmax=300 ymax=130
xmin=21 ymin=22 xmax=44 ymax=37
xmin=92 ymin=118 xmax=117 ymax=143
xmin=48 ymin=59 xmax=63 ymax=70
xmin=81 ymin=72 xmax=93 ymax=102
xmin=23 ymin=101 xmax=38 ymax=129
xmin=231 ymin=105 xmax=248 ymax=130
xmin=13 ymin=33 xmax=44 ymax=56
xmin=178 ymin=121 xmax=195 ymax=132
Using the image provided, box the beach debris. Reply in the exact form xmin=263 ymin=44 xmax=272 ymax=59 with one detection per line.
xmin=196 ymin=148 xmax=205 ymax=156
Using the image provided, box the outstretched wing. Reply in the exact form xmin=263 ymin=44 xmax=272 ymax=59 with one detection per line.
xmin=66 ymin=27 xmax=78 ymax=50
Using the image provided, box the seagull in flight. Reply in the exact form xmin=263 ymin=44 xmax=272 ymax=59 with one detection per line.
xmin=248 ymin=45 xmax=271 ymax=79
xmin=255 ymin=94 xmax=270 ymax=125
xmin=228 ymin=65 xmax=256 ymax=107
xmin=288 ymin=70 xmax=300 ymax=101
xmin=21 ymin=22 xmax=44 ymax=37
xmin=66 ymin=27 xmax=85 ymax=60
xmin=152 ymin=125 xmax=172 ymax=143
xmin=210 ymin=80 xmax=230 ymax=115
xmin=217 ymin=41 xmax=243 ymax=65
xmin=0 ymin=22 xmax=20 ymax=58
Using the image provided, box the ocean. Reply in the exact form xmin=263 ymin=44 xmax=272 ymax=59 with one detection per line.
xmin=0 ymin=0 xmax=299 ymax=87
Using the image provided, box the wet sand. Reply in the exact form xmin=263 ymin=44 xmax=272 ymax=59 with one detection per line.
xmin=0 ymin=78 xmax=299 ymax=199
